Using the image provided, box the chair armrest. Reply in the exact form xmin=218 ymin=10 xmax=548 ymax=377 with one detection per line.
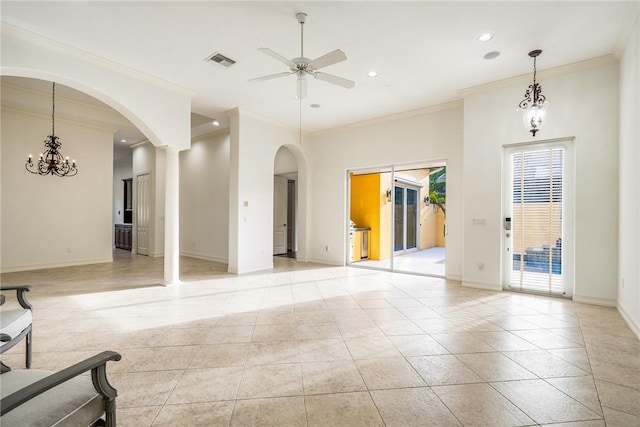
xmin=0 ymin=286 xmax=33 ymax=310
xmin=0 ymin=351 xmax=122 ymax=416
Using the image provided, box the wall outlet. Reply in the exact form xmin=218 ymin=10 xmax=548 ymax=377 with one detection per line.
xmin=477 ymin=262 xmax=485 ymax=270
xmin=622 ymin=278 xmax=625 ymax=288
xmin=325 ymin=245 xmax=329 ymax=252
xmin=472 ymin=218 xmax=486 ymax=226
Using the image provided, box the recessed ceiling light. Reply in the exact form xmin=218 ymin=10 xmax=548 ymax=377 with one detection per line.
xmin=478 ymin=33 xmax=494 ymax=42
xmin=367 ymin=70 xmax=378 ymax=78
xmin=310 ymin=104 xmax=320 ymax=108
xmin=483 ymin=51 xmax=500 ymax=60
xmin=212 ymin=120 xmax=220 ymax=126
xmin=120 ymin=139 xmax=127 ymax=143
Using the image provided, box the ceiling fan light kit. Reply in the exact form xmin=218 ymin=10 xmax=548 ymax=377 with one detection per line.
xmin=250 ymin=12 xmax=355 ymax=99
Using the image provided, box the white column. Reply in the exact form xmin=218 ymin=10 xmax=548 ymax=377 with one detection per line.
xmin=163 ymin=146 xmax=181 ymax=285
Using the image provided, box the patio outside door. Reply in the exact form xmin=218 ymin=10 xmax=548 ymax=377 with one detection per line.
xmin=503 ymin=141 xmax=574 ymax=296
xmin=394 ymin=185 xmax=419 ymax=253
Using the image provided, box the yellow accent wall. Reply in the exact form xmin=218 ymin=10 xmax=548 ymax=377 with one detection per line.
xmin=350 ymin=173 xmax=393 ymax=260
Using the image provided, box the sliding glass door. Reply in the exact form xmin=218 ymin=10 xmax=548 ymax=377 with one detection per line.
xmin=347 ymin=161 xmax=447 ymax=277
xmin=394 ymin=185 xmax=419 ymax=253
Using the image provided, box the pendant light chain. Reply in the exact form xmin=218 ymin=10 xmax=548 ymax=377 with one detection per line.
xmin=52 ymin=82 xmax=56 ymax=136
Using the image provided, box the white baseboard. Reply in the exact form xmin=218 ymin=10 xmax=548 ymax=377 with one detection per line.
xmin=617 ymin=303 xmax=640 ymax=339
xmin=572 ymin=294 xmax=617 ymax=307
xmin=462 ymin=280 xmax=502 ymax=291
xmin=1 ymin=257 xmax=113 ymax=273
xmin=181 ymin=251 xmax=228 ymax=264
xmin=231 ymin=264 xmax=274 ymax=275
xmin=446 ymin=274 xmax=462 ymax=282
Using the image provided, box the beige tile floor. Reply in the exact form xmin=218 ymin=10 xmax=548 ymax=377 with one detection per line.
xmin=1 ymin=250 xmax=639 ymax=426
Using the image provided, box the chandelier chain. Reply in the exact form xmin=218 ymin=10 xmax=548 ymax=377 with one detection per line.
xmin=52 ymin=82 xmax=56 ymax=136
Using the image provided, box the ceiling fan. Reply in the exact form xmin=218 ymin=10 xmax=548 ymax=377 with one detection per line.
xmin=250 ymin=12 xmax=355 ymax=99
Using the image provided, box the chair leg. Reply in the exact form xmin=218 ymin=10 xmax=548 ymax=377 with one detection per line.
xmin=26 ymin=330 xmax=32 ymax=368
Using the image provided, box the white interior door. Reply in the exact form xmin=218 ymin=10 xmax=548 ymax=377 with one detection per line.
xmin=136 ymin=173 xmax=151 ymax=256
xmin=503 ymin=141 xmax=574 ymax=296
xmin=273 ymin=175 xmax=287 ymax=255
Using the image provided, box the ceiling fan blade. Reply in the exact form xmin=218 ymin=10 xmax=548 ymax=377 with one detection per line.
xmin=249 ymin=72 xmax=293 ymax=83
xmin=296 ymin=76 xmax=307 ymax=100
xmin=258 ymin=48 xmax=295 ymax=67
xmin=313 ymin=71 xmax=355 ymax=89
xmin=308 ymin=49 xmax=347 ymax=70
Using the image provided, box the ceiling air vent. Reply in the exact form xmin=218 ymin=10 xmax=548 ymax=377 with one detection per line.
xmin=204 ymin=52 xmax=236 ymax=68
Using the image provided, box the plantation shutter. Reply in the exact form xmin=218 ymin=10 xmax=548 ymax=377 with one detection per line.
xmin=511 ymin=148 xmax=564 ymax=294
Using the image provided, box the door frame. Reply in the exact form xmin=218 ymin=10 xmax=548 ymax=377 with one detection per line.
xmin=502 ymin=137 xmax=575 ymax=297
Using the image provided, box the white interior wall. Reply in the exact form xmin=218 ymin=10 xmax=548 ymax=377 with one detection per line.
xmin=462 ymin=61 xmax=620 ymax=303
xmin=180 ymin=131 xmax=230 ymax=262
xmin=227 ymin=109 xmax=310 ymax=274
xmin=618 ymin=14 xmax=640 ymax=334
xmin=1 ymin=108 xmax=114 ymax=272
xmin=308 ymin=105 xmax=464 ymax=280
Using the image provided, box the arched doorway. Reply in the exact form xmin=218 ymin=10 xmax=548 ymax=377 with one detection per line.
xmin=274 ymin=146 xmax=299 ymax=258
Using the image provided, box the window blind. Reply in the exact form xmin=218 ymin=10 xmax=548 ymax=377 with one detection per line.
xmin=511 ymin=148 xmax=564 ymax=294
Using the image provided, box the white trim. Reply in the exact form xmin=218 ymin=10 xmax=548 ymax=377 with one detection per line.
xmin=181 ymin=251 xmax=228 ymax=264
xmin=462 ymin=280 xmax=502 ymax=291
xmin=446 ymin=275 xmax=462 ymax=282
xmin=1 ymin=23 xmax=194 ymax=97
xmin=458 ymin=55 xmax=616 ymax=98
xmin=573 ymin=294 xmax=617 ymax=307
xmin=0 ymin=257 xmax=112 ymax=273
xmin=229 ymin=264 xmax=275 ymax=275
xmin=0 ymin=106 xmax=118 ymax=133
xmin=613 ymin=2 xmax=640 ymax=59
xmin=314 ymin=100 xmax=463 ymax=137
xmin=617 ymin=304 xmax=640 ymax=339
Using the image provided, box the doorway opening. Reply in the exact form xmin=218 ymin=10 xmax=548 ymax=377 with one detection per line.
xmin=502 ymin=140 xmax=574 ymax=297
xmin=274 ymin=146 xmax=299 ymax=259
xmin=347 ymin=161 xmax=447 ymax=277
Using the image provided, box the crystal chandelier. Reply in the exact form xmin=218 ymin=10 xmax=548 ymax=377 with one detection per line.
xmin=25 ymin=82 xmax=77 ymax=177
xmin=518 ymin=49 xmax=548 ymax=137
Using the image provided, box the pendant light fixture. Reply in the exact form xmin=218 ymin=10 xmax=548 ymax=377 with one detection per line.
xmin=518 ymin=49 xmax=548 ymax=137
xmin=25 ymin=82 xmax=78 ymax=177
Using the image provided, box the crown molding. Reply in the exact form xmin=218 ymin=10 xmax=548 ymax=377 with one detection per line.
xmin=1 ymin=81 xmax=132 ymax=128
xmin=613 ymin=1 xmax=640 ymax=59
xmin=457 ymin=55 xmax=618 ymax=98
xmin=1 ymin=23 xmax=195 ymax=97
xmin=129 ymin=140 xmax=151 ymax=149
xmin=192 ymin=127 xmax=230 ymax=141
xmin=225 ymin=107 xmax=309 ymax=137
xmin=1 ymin=105 xmax=118 ymax=133
xmin=312 ymin=99 xmax=464 ymax=137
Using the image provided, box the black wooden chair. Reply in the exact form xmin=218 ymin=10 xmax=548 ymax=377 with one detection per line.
xmin=0 ymin=351 xmax=122 ymax=426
